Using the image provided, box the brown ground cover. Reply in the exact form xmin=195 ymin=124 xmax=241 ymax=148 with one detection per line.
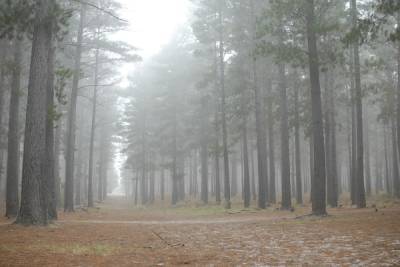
xmin=0 ymin=197 xmax=399 ymax=266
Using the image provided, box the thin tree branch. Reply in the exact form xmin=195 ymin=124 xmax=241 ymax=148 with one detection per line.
xmin=71 ymin=0 xmax=128 ymax=23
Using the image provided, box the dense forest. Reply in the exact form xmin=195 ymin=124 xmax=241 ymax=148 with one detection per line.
xmin=0 ymin=0 xmax=400 ymax=265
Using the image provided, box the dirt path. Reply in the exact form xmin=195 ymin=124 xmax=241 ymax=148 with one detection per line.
xmin=58 ymin=216 xmax=294 ymax=225
xmin=0 ymin=197 xmax=399 ymax=266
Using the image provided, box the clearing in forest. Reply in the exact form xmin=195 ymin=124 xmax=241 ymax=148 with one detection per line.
xmin=0 ymin=197 xmax=399 ymax=266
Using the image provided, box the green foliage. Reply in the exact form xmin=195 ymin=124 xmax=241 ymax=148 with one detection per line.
xmin=55 ymin=66 xmax=72 ymax=106
xmin=352 ymin=0 xmax=400 ymax=44
xmin=0 ymin=0 xmax=72 ymax=40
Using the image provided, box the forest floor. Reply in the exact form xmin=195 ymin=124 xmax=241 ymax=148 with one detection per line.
xmin=0 ymin=196 xmax=399 ymax=266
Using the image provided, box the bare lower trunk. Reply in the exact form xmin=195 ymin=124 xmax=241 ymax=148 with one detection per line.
xmin=65 ymin=5 xmax=86 ymax=212
xmin=87 ymin=46 xmax=99 ymax=208
xmin=200 ymin=98 xmax=208 ymax=204
xmin=46 ymin=39 xmax=57 ymax=220
xmin=305 ymin=0 xmax=327 ymax=215
xmin=266 ymin=80 xmax=276 ymax=204
xmin=242 ymin=121 xmax=250 ymax=207
xmin=6 ymin=39 xmax=22 ymax=218
xmin=161 ymin=158 xmax=165 ymax=201
xmin=279 ymin=62 xmax=291 ymax=210
xmin=17 ymin=0 xmax=53 ymax=225
xmin=383 ymin=125 xmax=391 ymax=194
xmin=392 ymin=119 xmax=400 ymax=197
xmin=0 ymin=41 xmax=7 ymax=193
xmin=171 ymin=108 xmax=178 ymax=205
xmin=294 ymin=73 xmax=302 ymax=205
xmin=396 ymin=14 xmax=400 ymax=197
xmin=351 ymin=0 xmax=366 ymax=208
xmin=54 ymin=107 xmax=62 ymax=207
xmin=251 ymin=0 xmax=268 ymax=209
xmin=218 ymin=2 xmax=230 ymax=209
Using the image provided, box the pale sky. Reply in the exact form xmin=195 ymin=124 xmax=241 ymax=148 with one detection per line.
xmin=112 ymin=0 xmax=192 ymax=87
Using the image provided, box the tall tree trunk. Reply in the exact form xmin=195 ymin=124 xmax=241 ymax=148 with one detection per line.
xmin=384 ymin=124 xmax=391 ymax=194
xmin=200 ymin=98 xmax=208 ymax=204
xmin=346 ymin=98 xmax=352 ymax=195
xmin=87 ymin=46 xmax=99 ymax=208
xmin=134 ymin=169 xmax=138 ymax=205
xmin=193 ymin=149 xmax=198 ymax=197
xmin=178 ymin=155 xmax=185 ymax=201
xmin=161 ymin=157 xmax=165 ymax=201
xmin=305 ymin=0 xmax=327 ymax=215
xmin=65 ymin=5 xmax=86 ymax=212
xmin=218 ymin=1 xmax=230 ymax=209
xmin=98 ymin=129 xmax=109 ymax=202
xmin=266 ymin=80 xmax=276 ymax=204
xmin=396 ymin=14 xmax=400 ymax=195
xmin=54 ymin=107 xmax=62 ymax=207
xmin=251 ymin=0 xmax=268 ymax=209
xmin=231 ymin=151 xmax=238 ymax=197
xmin=214 ymin=115 xmax=221 ymax=204
xmin=46 ymin=38 xmax=57 ymax=220
xmin=149 ymin=159 xmax=155 ymax=204
xmin=329 ymin=82 xmax=338 ymax=206
xmin=351 ymin=0 xmax=366 ymax=208
xmin=391 ymin=119 xmax=400 ymax=197
xmin=294 ymin=73 xmax=303 ymax=205
xmin=171 ymin=107 xmax=178 ymax=205
xmin=279 ymin=62 xmax=291 ymax=210
xmin=242 ymin=121 xmax=250 ymax=207
xmin=16 ymin=0 xmax=53 ymax=225
xmin=309 ymin=135 xmax=314 ymax=203
xmin=212 ymin=42 xmax=221 ymax=204
xmin=6 ymin=38 xmax=22 ymax=218
xmin=364 ymin=117 xmax=371 ymax=196
xmin=75 ymin=156 xmax=82 ymax=205
xmin=350 ymin=85 xmax=357 ymax=204
xmin=325 ymin=72 xmax=338 ymax=207
xmin=141 ymin=114 xmax=147 ymax=205
xmin=0 ymin=41 xmax=7 ymax=193
xmin=250 ymin=144 xmax=256 ymax=201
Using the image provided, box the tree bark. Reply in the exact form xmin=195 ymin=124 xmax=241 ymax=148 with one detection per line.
xmin=214 ymin=114 xmax=221 ymax=204
xmin=149 ymin=158 xmax=155 ymax=204
xmin=6 ymin=38 xmax=22 ymax=218
xmin=391 ymin=119 xmax=400 ymax=197
xmin=305 ymin=0 xmax=327 ymax=215
xmin=54 ymin=107 xmax=62 ymax=207
xmin=231 ymin=151 xmax=238 ymax=197
xmin=279 ymin=62 xmax=291 ymax=210
xmin=171 ymin=106 xmax=178 ymax=205
xmin=383 ymin=124 xmax=391 ymax=194
xmin=294 ymin=72 xmax=303 ymax=205
xmin=242 ymin=120 xmax=250 ymax=208
xmin=218 ymin=1 xmax=230 ymax=209
xmin=329 ymin=80 xmax=338 ymax=206
xmin=46 ymin=37 xmax=57 ymax=220
xmin=161 ymin=157 xmax=165 ymax=200
xmin=141 ymin=112 xmax=148 ymax=205
xmin=364 ymin=117 xmax=371 ymax=196
xmin=396 ymin=13 xmax=400 ymax=196
xmin=200 ymin=97 xmax=208 ymax=204
xmin=16 ymin=0 xmax=53 ymax=225
xmin=266 ymin=80 xmax=276 ymax=204
xmin=87 ymin=45 xmax=99 ymax=208
xmin=65 ymin=4 xmax=86 ymax=212
xmin=251 ymin=0 xmax=268 ymax=209
xmin=351 ymin=0 xmax=366 ymax=208
xmin=0 ymin=41 xmax=7 ymax=193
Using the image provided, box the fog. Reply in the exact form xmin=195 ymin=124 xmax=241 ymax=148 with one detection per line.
xmin=0 ymin=0 xmax=399 ymax=266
